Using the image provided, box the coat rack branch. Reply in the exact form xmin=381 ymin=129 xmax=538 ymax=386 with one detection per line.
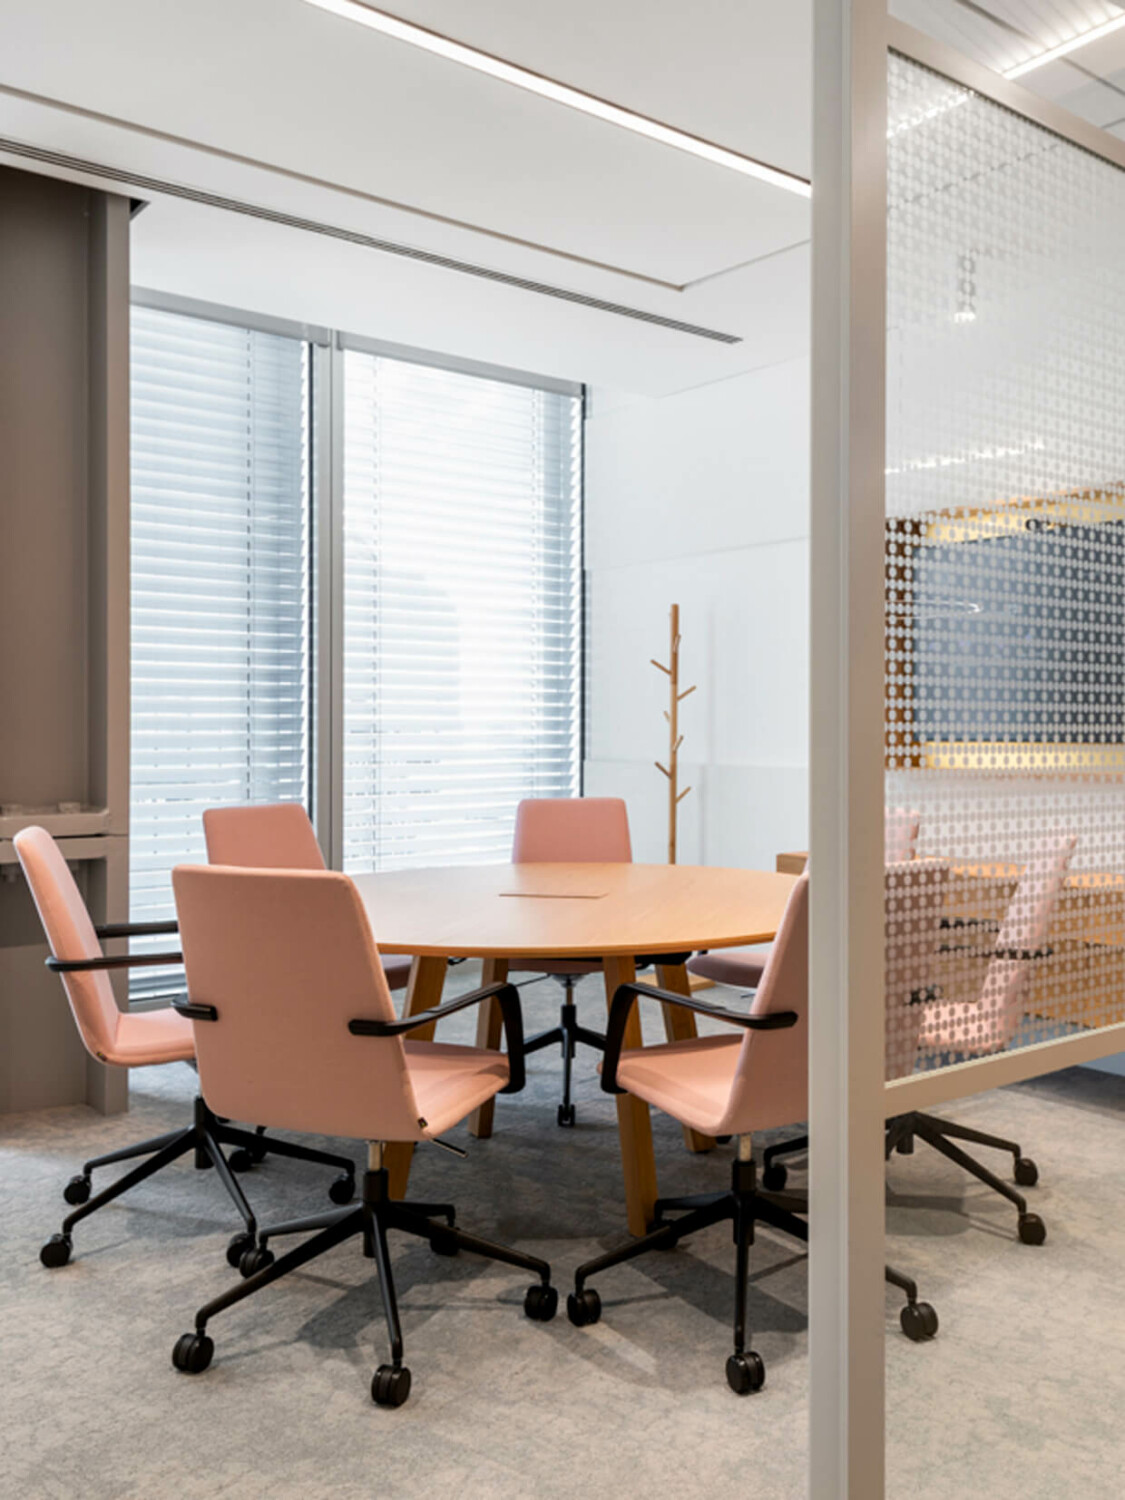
xmin=652 ymin=603 xmax=695 ymax=864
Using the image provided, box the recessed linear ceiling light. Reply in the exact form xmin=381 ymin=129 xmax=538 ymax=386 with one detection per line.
xmin=1005 ymin=11 xmax=1125 ymax=79
xmin=301 ymin=0 xmax=811 ymax=198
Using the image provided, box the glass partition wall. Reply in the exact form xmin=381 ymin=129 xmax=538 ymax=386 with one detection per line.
xmin=879 ymin=36 xmax=1125 ymax=1500
xmin=812 ymin=10 xmax=1125 ymax=1496
xmin=883 ymin=42 xmax=1125 ymax=1117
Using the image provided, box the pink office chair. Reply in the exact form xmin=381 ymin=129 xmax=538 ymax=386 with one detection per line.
xmin=567 ymin=871 xmax=941 ymax=1394
xmin=758 ymin=858 xmax=952 ymax=1190
xmin=886 ymin=834 xmax=1078 ymax=1246
xmin=687 ymin=806 xmax=922 ymax=993
xmin=13 ymin=827 xmax=354 ymax=1271
xmin=168 ymin=864 xmax=556 ymax=1407
xmin=885 ymin=806 xmax=923 ymax=864
xmin=509 ymin=797 xmax=634 ymax=1127
xmin=203 ymin=803 xmax=414 ymax=993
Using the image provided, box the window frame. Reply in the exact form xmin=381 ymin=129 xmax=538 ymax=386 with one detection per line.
xmin=128 ymin=289 xmax=586 ymax=962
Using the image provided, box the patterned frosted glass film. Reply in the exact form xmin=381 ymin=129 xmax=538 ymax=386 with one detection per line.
xmin=884 ymin=54 xmax=1125 ymax=1076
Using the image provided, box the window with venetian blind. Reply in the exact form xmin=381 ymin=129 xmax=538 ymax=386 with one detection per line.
xmin=128 ymin=305 xmax=311 ymax=993
xmin=341 ymin=349 xmax=583 ymax=872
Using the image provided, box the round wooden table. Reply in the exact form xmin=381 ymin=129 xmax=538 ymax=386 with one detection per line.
xmin=352 ymin=862 xmax=797 ymax=1234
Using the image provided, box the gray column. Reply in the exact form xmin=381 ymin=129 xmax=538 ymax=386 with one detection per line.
xmin=0 ymin=166 xmax=132 ymax=1114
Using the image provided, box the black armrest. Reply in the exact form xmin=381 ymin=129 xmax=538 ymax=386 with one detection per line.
xmin=908 ymin=985 xmax=941 ymax=1006
xmin=94 ymin=919 xmax=179 ymax=939
xmin=171 ymin=998 xmax=219 ymax=1022
xmin=601 ymin=982 xmax=798 ymax=1094
xmin=349 ymin=982 xmax=526 ymax=1094
xmin=46 ymin=950 xmax=183 ymax=974
xmin=938 ymin=943 xmax=1052 ymax=962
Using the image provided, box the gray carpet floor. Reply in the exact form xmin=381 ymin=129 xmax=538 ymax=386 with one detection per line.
xmin=2 ymin=967 xmax=1124 ymax=1500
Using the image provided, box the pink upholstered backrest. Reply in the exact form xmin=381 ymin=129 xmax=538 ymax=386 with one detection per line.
xmin=985 ymin=834 xmax=1078 ymax=1047
xmin=13 ymin=826 xmax=120 ymax=1062
xmin=884 ymin=807 xmax=921 ymax=865
xmin=723 ymin=873 xmax=809 ymax=1134
xmin=173 ymin=865 xmax=421 ymax=1142
xmin=202 ymin=804 xmax=326 ymax=871
xmin=996 ymin=835 xmax=1077 ymax=953
xmin=884 ymin=859 xmax=951 ymax=1080
xmin=512 ymin=798 xmax=632 ymax=864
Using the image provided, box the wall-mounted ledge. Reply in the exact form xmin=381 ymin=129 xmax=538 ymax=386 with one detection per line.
xmin=0 ymin=808 xmax=115 ymax=843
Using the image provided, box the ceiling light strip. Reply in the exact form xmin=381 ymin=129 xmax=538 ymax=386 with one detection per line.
xmin=0 ymin=79 xmax=680 ymax=290
xmin=1005 ymin=11 xmax=1125 ymax=78
xmin=0 ymin=135 xmax=742 ymax=344
xmin=301 ymin=0 xmax=811 ymax=198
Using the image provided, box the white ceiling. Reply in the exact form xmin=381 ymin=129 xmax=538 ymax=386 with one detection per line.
xmin=0 ymin=1 xmax=814 ymax=395
xmin=385 ymin=0 xmax=813 ymax=174
xmin=10 ymin=3 xmax=1124 ymax=396
xmin=899 ymin=0 xmax=1125 ymax=136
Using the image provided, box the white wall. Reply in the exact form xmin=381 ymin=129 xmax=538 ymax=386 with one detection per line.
xmin=584 ymin=353 xmax=810 ymax=868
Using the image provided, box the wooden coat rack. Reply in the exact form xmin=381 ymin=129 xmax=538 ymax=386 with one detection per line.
xmin=652 ymin=603 xmax=696 ymax=864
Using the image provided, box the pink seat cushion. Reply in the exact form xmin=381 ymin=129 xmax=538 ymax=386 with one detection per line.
xmin=616 ymin=1034 xmax=743 ymax=1138
xmin=403 ymin=1040 xmax=510 ymax=1138
xmin=381 ymin=954 xmax=413 ymax=990
xmin=111 ymin=1006 xmax=196 ymax=1067
xmin=687 ymin=946 xmax=771 ymax=989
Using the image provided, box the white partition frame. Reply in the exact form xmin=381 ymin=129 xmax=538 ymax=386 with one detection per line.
xmin=809 ymin=9 xmax=1125 ymax=1496
xmin=809 ymin=3 xmax=889 ymax=1494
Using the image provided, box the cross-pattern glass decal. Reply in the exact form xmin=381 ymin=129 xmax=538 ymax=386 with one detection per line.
xmin=884 ymin=53 xmax=1125 ymax=1077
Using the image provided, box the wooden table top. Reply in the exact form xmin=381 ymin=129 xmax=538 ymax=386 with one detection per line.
xmin=352 ymin=862 xmax=798 ymax=959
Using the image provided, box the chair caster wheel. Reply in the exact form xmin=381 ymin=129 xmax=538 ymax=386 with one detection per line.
xmin=172 ymin=1332 xmax=214 ymax=1375
xmin=239 ymin=1245 xmax=275 ymax=1279
xmin=566 ymin=1288 xmax=601 ymax=1328
xmin=371 ymin=1364 xmax=412 ymax=1408
xmin=524 ymin=1284 xmax=558 ymax=1321
xmin=900 ymin=1301 xmax=939 ymax=1341
xmin=228 ymin=1148 xmax=256 ymax=1173
xmin=226 ymin=1231 xmax=256 ymax=1269
xmin=726 ymin=1351 xmax=766 ymax=1394
xmin=40 ymin=1233 xmax=73 ymax=1269
xmin=63 ymin=1174 xmax=91 ymax=1206
xmin=328 ymin=1174 xmax=355 ymax=1205
xmin=1014 ymin=1157 xmax=1038 ymax=1188
xmin=429 ymin=1226 xmax=459 ymax=1257
xmin=1018 ymin=1212 xmax=1046 ymax=1246
xmin=557 ymin=1103 xmax=576 ymax=1127
xmin=762 ymin=1163 xmax=788 ymax=1192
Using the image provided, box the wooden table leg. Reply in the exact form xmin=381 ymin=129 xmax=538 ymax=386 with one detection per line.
xmin=603 ymin=955 xmax=657 ymax=1236
xmin=468 ymin=957 xmax=509 ymax=1139
xmin=385 ymin=954 xmax=448 ymax=1200
xmin=655 ymin=962 xmax=716 ymax=1154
